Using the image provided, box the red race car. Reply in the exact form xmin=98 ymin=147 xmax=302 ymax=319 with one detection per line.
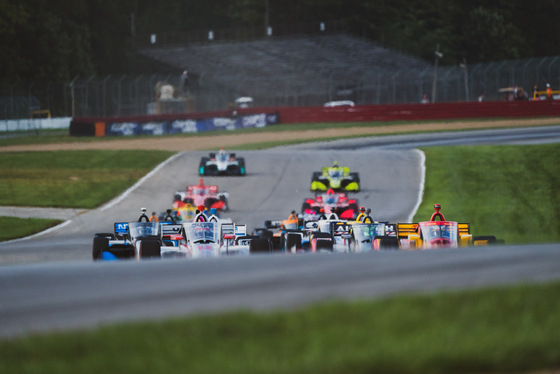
xmin=301 ymin=188 xmax=359 ymax=220
xmin=173 ymin=178 xmax=229 ymax=212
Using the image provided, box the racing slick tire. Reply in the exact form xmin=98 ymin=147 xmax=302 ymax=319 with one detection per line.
xmin=199 ymin=157 xmax=210 ymax=176
xmin=237 ymin=158 xmax=246 ymax=176
xmin=204 ymin=197 xmax=217 ymax=209
xmin=138 ymin=239 xmax=161 ymax=259
xmin=285 ymin=233 xmax=302 ymax=253
xmin=472 ymin=235 xmax=498 ymax=245
xmin=219 ymin=195 xmax=229 ymax=211
xmin=313 ymin=232 xmax=334 ymax=252
xmin=92 ymin=236 xmax=109 ymax=260
xmin=249 ymin=238 xmax=271 ymax=253
xmin=377 ymin=236 xmax=399 ymax=250
xmin=350 ymin=172 xmax=361 ymax=192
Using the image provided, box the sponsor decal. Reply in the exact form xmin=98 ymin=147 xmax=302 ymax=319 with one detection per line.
xmin=105 ymin=112 xmax=278 ymax=137
xmin=242 ymin=113 xmax=267 ymax=128
xmin=212 ymin=117 xmax=236 ymax=130
xmin=141 ymin=122 xmax=165 ymax=135
xmin=172 ymin=120 xmax=198 ymax=133
xmin=108 ymin=122 xmax=138 ymax=136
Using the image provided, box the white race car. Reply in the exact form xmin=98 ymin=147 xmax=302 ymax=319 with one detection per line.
xmin=161 ymin=221 xmax=251 ymax=258
xmin=199 ymin=149 xmax=246 ymax=176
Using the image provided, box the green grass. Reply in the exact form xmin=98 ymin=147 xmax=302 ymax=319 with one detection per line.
xmin=414 ymin=144 xmax=560 ymax=244
xmin=0 ymin=216 xmax=62 ymax=241
xmin=1 ymin=282 xmax=559 ymax=373
xmin=0 ymin=150 xmax=174 ymax=208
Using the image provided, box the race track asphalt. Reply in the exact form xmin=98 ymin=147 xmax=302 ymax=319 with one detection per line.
xmin=1 ymin=126 xmax=560 ymax=338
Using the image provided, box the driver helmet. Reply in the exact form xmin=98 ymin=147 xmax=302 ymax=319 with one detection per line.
xmin=210 ymin=208 xmax=217 ymax=215
xmin=360 ymin=206 xmax=366 ymax=212
xmin=333 ymin=161 xmax=338 ymax=167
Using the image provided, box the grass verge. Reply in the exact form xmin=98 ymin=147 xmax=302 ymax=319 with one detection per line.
xmin=0 ymin=150 xmax=174 ymax=208
xmin=1 ymin=282 xmax=559 ymax=373
xmin=0 ymin=216 xmax=62 ymax=241
xmin=414 ymin=143 xmax=560 ymax=244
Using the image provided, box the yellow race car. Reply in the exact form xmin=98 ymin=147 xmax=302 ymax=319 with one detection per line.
xmin=310 ymin=161 xmax=360 ymax=192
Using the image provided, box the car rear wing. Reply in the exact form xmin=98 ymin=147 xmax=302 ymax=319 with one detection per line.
xmin=321 ymin=166 xmax=351 ymax=176
xmin=187 ymin=185 xmax=219 ymax=194
xmin=161 ymin=223 xmax=183 ymax=237
xmin=397 ymin=222 xmax=471 ymax=239
xmin=458 ymin=223 xmax=470 ymax=235
xmin=396 ymin=223 xmax=418 ymax=239
xmin=114 ymin=222 xmax=129 ymax=238
xmin=265 ymin=220 xmax=283 ymax=229
xmin=330 ymin=221 xmax=352 ymax=236
xmin=221 ymin=222 xmax=235 ymax=239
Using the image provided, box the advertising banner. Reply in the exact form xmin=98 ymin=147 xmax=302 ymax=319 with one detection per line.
xmin=106 ymin=112 xmax=278 ymax=137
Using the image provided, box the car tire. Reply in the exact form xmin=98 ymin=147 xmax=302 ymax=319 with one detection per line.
xmin=238 ymin=158 xmax=246 ymax=176
xmin=313 ymin=232 xmax=333 ymax=252
xmin=199 ymin=157 xmax=209 ymax=176
xmin=249 ymin=238 xmax=271 ymax=253
xmin=378 ymin=237 xmax=399 ymax=250
xmin=92 ymin=236 xmax=109 ymax=260
xmin=285 ymin=233 xmax=302 ymax=252
xmin=138 ymin=239 xmax=161 ymax=259
xmin=473 ymin=235 xmax=498 ymax=244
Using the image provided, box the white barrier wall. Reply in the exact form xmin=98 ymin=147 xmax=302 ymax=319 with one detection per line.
xmin=0 ymin=117 xmax=71 ymax=132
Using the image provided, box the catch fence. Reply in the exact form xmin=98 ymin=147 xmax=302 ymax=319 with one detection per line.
xmin=1 ymin=56 xmax=559 ymax=122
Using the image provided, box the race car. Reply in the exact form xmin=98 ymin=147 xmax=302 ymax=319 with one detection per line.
xmin=395 ymin=204 xmax=500 ymax=250
xmin=93 ymin=211 xmax=253 ymax=260
xmin=350 ymin=222 xmax=398 ymax=252
xmin=301 ymin=188 xmax=359 ymax=220
xmin=165 ymin=221 xmax=250 ymax=258
xmin=92 ymin=220 xmax=162 ymax=260
xmin=310 ymin=161 xmax=360 ymax=192
xmin=199 ymin=148 xmax=246 ymax=176
xmin=174 ymin=178 xmax=229 ymax=212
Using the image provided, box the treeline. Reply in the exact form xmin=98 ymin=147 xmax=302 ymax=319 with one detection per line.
xmin=1 ymin=0 xmax=559 ymax=84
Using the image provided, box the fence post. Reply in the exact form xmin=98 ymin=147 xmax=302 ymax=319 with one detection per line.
xmin=70 ymin=75 xmax=78 ymax=117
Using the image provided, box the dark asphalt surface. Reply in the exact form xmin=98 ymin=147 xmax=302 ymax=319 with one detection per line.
xmin=1 ymin=126 xmax=559 ymax=338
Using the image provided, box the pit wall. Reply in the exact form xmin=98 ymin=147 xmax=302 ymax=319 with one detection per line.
xmin=69 ymin=100 xmax=560 ymax=137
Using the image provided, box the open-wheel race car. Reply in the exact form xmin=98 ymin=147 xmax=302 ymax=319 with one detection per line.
xmin=301 ymin=188 xmax=359 ymax=220
xmin=92 ymin=219 xmax=163 ymax=261
xmin=92 ymin=209 xmax=259 ymax=260
xmin=310 ymin=161 xmax=360 ymax=192
xmin=395 ymin=204 xmax=501 ymax=250
xmin=174 ymin=178 xmax=229 ymax=212
xmin=199 ymin=148 xmax=246 ymax=176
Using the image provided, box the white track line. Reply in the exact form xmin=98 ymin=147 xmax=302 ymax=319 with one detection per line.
xmin=407 ymin=149 xmax=426 ymax=222
xmin=100 ymin=152 xmax=184 ymax=211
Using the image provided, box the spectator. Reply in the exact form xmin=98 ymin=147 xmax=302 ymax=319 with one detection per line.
xmin=478 ymin=94 xmax=484 ymax=102
xmin=532 ymin=84 xmax=540 ymax=100
xmin=181 ymin=70 xmax=190 ymax=96
xmin=546 ymin=83 xmax=553 ymax=100
xmin=421 ymin=94 xmax=429 ymax=104
xmin=149 ymin=211 xmax=159 ymax=222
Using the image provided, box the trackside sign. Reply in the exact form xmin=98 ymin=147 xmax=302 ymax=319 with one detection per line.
xmin=105 ymin=113 xmax=278 ymax=136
